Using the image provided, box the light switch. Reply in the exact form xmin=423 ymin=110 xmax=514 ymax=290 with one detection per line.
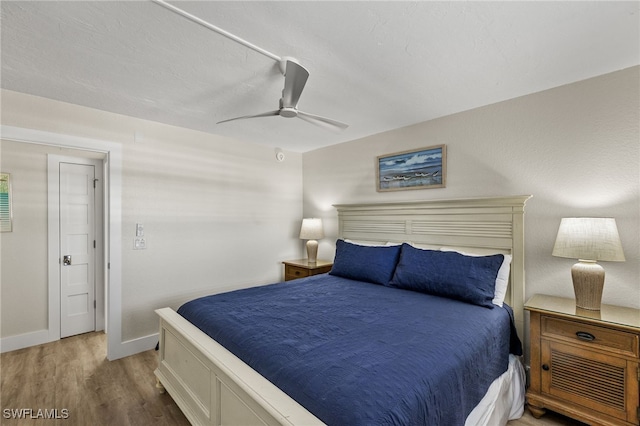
xmin=133 ymin=237 xmax=146 ymax=250
xmin=136 ymin=223 xmax=144 ymax=237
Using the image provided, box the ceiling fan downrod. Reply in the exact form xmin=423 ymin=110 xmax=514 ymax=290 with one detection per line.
xmin=151 ymin=0 xmax=282 ymax=63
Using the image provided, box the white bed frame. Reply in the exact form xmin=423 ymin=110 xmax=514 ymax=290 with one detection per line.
xmin=155 ymin=195 xmax=532 ymax=426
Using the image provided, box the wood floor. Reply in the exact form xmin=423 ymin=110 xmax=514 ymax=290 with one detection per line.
xmin=1 ymin=331 xmax=586 ymax=426
xmin=509 ymin=411 xmax=587 ymax=426
xmin=1 ymin=332 xmax=189 ymax=425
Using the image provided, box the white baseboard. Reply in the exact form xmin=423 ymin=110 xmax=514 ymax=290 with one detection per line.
xmin=112 ymin=333 xmax=159 ymax=360
xmin=1 ymin=329 xmax=158 ymax=359
xmin=0 ymin=329 xmax=52 ymax=353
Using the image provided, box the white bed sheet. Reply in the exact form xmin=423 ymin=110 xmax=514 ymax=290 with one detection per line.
xmin=465 ymin=354 xmax=526 ymax=426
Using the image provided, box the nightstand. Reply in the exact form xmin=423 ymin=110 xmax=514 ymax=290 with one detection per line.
xmin=282 ymin=259 xmax=333 ymax=281
xmin=525 ymin=294 xmax=640 ymax=426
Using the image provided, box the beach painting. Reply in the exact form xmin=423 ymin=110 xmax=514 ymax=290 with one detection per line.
xmin=0 ymin=173 xmax=12 ymax=232
xmin=377 ymin=145 xmax=446 ymax=191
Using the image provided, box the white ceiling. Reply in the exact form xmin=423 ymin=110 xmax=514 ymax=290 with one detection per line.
xmin=2 ymin=1 xmax=638 ymax=153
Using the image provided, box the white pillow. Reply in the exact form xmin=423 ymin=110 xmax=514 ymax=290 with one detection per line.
xmin=440 ymin=247 xmax=512 ymax=307
xmin=410 ymin=242 xmax=442 ymax=251
xmin=344 ymin=239 xmax=402 ymax=247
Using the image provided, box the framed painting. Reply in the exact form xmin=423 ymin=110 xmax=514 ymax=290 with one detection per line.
xmin=377 ymin=144 xmax=446 ymax=192
xmin=0 ymin=173 xmax=12 ymax=232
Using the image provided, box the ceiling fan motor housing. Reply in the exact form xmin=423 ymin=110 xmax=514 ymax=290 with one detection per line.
xmin=280 ymin=107 xmax=298 ymax=118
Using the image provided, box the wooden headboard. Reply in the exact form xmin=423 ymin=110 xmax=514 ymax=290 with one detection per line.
xmin=334 ymin=195 xmax=532 ymax=340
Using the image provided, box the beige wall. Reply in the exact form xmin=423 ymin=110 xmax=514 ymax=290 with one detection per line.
xmin=2 ymin=66 xmax=638 ymax=352
xmin=302 ymin=66 xmax=640 ymax=309
xmin=1 ymin=90 xmax=303 ymax=342
xmin=1 ymin=142 xmax=49 ymax=335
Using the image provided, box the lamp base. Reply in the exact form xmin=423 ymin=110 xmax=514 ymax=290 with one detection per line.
xmin=571 ymin=260 xmax=605 ymax=311
xmin=306 ymin=240 xmax=318 ymax=264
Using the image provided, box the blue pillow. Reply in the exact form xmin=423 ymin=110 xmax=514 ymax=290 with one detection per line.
xmin=329 ymin=239 xmax=401 ymax=285
xmin=389 ymin=243 xmax=503 ymax=308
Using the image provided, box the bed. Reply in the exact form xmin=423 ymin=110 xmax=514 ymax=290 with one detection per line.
xmin=155 ymin=195 xmax=531 ymax=425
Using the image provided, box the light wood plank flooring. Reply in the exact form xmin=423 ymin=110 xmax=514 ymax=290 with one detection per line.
xmin=1 ymin=332 xmax=586 ymax=425
xmin=1 ymin=332 xmax=189 ymax=425
xmin=509 ymin=411 xmax=587 ymax=426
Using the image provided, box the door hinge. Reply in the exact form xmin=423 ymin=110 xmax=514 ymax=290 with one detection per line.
xmin=93 ymin=240 xmax=96 ymax=249
xmin=94 ymin=300 xmax=96 ymax=309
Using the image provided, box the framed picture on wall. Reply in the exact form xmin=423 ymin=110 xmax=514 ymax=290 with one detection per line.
xmin=0 ymin=173 xmax=12 ymax=232
xmin=376 ymin=144 xmax=446 ymax=192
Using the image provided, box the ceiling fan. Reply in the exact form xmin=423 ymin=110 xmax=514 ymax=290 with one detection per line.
xmin=218 ymin=58 xmax=349 ymax=131
xmin=151 ymin=0 xmax=348 ymax=132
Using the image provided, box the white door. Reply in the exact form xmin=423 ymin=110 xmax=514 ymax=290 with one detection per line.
xmin=60 ymin=162 xmax=96 ymax=338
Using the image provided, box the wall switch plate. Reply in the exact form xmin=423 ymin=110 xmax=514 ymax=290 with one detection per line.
xmin=133 ymin=237 xmax=146 ymax=250
xmin=136 ymin=223 xmax=144 ymax=237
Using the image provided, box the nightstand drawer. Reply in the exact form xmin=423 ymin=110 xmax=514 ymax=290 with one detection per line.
xmin=285 ymin=265 xmax=310 ymax=280
xmin=283 ymin=260 xmax=333 ymax=282
xmin=542 ymin=316 xmax=639 ymax=358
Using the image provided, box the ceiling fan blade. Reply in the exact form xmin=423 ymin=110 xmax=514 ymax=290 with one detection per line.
xmin=297 ymin=110 xmax=349 ymax=131
xmin=217 ymin=110 xmax=280 ymax=124
xmin=282 ymin=60 xmax=309 ymax=109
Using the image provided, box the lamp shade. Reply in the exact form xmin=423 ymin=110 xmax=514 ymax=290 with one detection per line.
xmin=299 ymin=218 xmax=324 ymax=240
xmin=552 ymin=218 xmax=625 ymax=262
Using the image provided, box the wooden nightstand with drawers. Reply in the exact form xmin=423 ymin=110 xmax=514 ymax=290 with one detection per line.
xmin=282 ymin=259 xmax=333 ymax=281
xmin=525 ymin=294 xmax=640 ymax=426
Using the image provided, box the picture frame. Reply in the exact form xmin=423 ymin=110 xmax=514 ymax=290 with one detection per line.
xmin=376 ymin=144 xmax=446 ymax=192
xmin=0 ymin=172 xmax=12 ymax=232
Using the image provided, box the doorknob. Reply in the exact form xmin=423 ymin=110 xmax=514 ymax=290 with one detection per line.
xmin=63 ymin=255 xmax=72 ymax=266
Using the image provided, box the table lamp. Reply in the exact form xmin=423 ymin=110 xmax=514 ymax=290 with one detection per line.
xmin=299 ymin=218 xmax=324 ymax=264
xmin=552 ymin=217 xmax=625 ymax=310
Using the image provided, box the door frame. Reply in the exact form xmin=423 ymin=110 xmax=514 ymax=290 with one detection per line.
xmin=48 ymin=155 xmax=105 ymax=339
xmin=1 ymin=125 xmax=126 ymax=360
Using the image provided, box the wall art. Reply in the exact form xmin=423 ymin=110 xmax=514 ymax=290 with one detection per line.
xmin=377 ymin=145 xmax=446 ymax=191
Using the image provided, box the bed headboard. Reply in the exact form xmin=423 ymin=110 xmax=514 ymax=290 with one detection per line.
xmin=334 ymin=195 xmax=532 ymax=341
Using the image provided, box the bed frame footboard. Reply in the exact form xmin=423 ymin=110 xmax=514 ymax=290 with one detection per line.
xmin=155 ymin=308 xmax=324 ymax=426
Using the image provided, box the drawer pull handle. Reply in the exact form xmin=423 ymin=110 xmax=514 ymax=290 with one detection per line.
xmin=542 ymin=364 xmax=550 ymax=371
xmin=576 ymin=331 xmax=595 ymax=341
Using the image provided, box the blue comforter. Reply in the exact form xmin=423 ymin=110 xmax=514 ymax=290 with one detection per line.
xmin=178 ymin=274 xmax=520 ymax=426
